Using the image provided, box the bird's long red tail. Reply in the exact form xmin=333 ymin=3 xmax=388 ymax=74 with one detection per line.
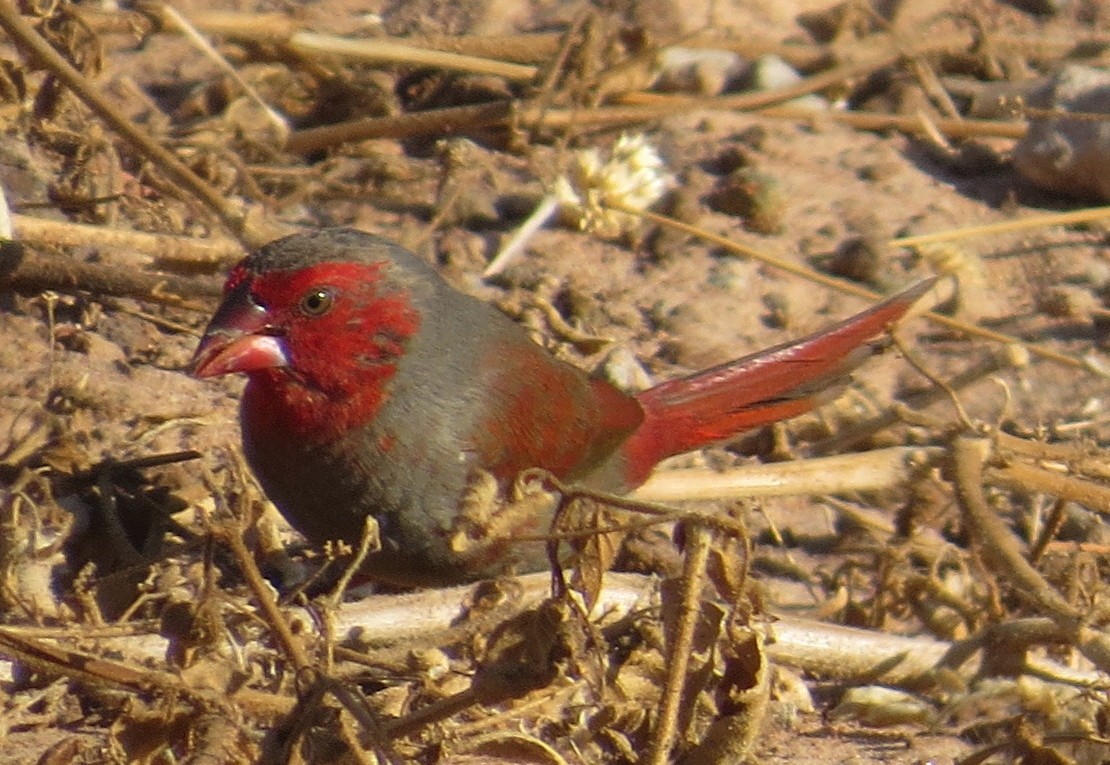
xmin=619 ymin=279 xmax=934 ymax=487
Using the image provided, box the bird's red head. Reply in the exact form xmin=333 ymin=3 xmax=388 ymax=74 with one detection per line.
xmin=191 ymin=231 xmax=423 ymax=439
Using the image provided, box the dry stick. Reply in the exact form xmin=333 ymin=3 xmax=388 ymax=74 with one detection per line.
xmin=756 ymin=105 xmax=1027 ymax=140
xmin=893 ymin=205 xmax=1110 ymax=249
xmin=617 ymin=26 xmax=1110 ymax=114
xmin=12 ymin=214 xmax=244 ymax=268
xmin=632 ymin=446 xmax=943 ymax=503
xmin=619 ymin=46 xmax=890 ymax=111
xmin=137 ymin=5 xmax=556 ymax=70
xmin=0 ymin=624 xmax=296 ymax=720
xmin=0 ymin=624 xmax=204 ymax=697
xmin=1 ymin=572 xmax=1100 ymax=704
xmin=95 ymin=8 xmax=1103 ymax=73
xmin=402 ymin=32 xmax=565 ymax=65
xmin=647 ymin=522 xmax=713 ymax=765
xmin=938 ymin=616 xmax=1085 ymax=678
xmin=996 ymin=431 xmax=1110 ymax=481
xmin=0 ymin=243 xmax=222 ymax=309
xmin=317 ymin=517 xmax=381 ymax=676
xmin=1029 ymin=499 xmax=1069 ymax=565
xmin=611 ymin=40 xmax=1029 ymax=140
xmin=111 ymin=10 xmax=829 ymax=69
xmin=952 ymin=436 xmax=1083 ymax=626
xmin=288 ymin=31 xmax=538 ymax=81
xmin=592 ymin=101 xmax=1026 ymax=140
xmin=954 ymin=436 xmax=1110 ymax=675
xmin=0 ymin=3 xmax=254 ymax=244
xmin=284 ymin=92 xmax=1027 ymax=154
xmin=324 ymin=679 xmax=404 ymax=765
xmin=616 ymin=14 xmax=929 ymax=112
xmin=285 ymin=100 xmax=512 ymax=154
xmin=160 ymin=4 xmax=289 ymax=143
xmin=989 ymin=461 xmax=1110 ymax=517
xmin=622 ymin=206 xmax=1089 ymax=372
xmin=86 ymin=7 xmax=832 ymax=70
xmin=542 ymin=102 xmax=1029 ymax=140
xmin=216 ymin=525 xmax=312 ymax=672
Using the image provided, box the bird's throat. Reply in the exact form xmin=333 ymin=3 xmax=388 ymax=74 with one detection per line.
xmin=243 ymin=364 xmax=397 ymax=443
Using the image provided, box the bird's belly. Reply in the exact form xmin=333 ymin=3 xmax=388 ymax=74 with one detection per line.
xmin=240 ymin=406 xmax=552 ymax=586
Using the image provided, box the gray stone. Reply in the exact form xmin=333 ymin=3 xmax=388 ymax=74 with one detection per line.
xmin=1012 ymin=65 xmax=1110 ymax=201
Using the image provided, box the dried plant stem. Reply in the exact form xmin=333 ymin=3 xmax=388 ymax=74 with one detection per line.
xmin=483 ymin=194 xmax=560 ymax=278
xmin=893 ymin=205 xmax=1110 ymax=249
xmin=0 ymin=625 xmax=204 ymax=697
xmin=953 ymin=436 xmax=1110 ymax=675
xmin=618 ymin=28 xmax=1109 ymax=116
xmin=1 ymin=569 xmax=1103 ymax=725
xmin=757 ymin=105 xmax=1027 ymax=139
xmin=12 ymin=214 xmax=243 ymax=268
xmin=989 ymin=461 xmax=1110 ymax=517
xmin=811 ymin=353 xmax=1010 ymax=454
xmin=285 ymin=101 xmax=512 ymax=154
xmin=532 ymin=103 xmax=1029 ymax=141
xmin=400 ymin=32 xmax=565 ymax=65
xmin=633 ymin=446 xmax=941 ymax=503
xmin=285 ymin=96 xmax=1026 ymax=154
xmin=5 ymin=572 xmax=1101 ymax=695
xmin=647 ymin=523 xmax=713 ymax=765
xmin=215 ymin=524 xmax=311 ymax=672
xmin=996 ymin=431 xmax=1110 ymax=481
xmin=0 ymin=624 xmax=293 ymax=721
xmin=0 ymin=242 xmax=222 ymax=309
xmin=288 ymin=31 xmax=538 ymax=81
xmin=91 ymin=10 xmax=820 ymax=68
xmin=90 ymin=8 xmax=1107 ymax=72
xmin=0 ymin=3 xmax=256 ymax=243
xmin=952 ymin=436 xmax=1082 ymax=626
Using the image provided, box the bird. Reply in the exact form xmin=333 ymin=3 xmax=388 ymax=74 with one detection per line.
xmin=191 ymin=227 xmax=930 ymax=586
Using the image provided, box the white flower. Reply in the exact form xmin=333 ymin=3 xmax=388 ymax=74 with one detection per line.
xmin=554 ymin=134 xmax=672 ymax=238
xmin=483 ymin=134 xmax=672 ymax=278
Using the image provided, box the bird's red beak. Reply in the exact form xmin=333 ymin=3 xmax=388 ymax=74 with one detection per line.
xmin=190 ymin=284 xmax=289 ymax=378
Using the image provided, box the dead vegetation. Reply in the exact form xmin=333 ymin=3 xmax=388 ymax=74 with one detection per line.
xmin=0 ymin=0 xmax=1109 ymax=763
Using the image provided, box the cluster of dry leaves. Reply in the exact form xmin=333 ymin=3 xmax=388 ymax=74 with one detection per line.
xmin=0 ymin=1 xmax=1109 ymax=763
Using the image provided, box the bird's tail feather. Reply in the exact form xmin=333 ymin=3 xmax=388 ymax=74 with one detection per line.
xmin=621 ymin=279 xmax=935 ymax=483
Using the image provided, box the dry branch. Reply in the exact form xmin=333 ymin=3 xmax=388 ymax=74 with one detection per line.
xmin=0 ymin=241 xmax=222 ymax=309
xmin=12 ymin=214 xmax=244 ymax=270
xmin=1 ymin=572 xmax=1101 ymax=698
xmin=633 ymin=447 xmax=942 ymax=503
xmin=285 ymin=101 xmax=513 ymax=154
xmin=953 ymin=436 xmax=1083 ymax=627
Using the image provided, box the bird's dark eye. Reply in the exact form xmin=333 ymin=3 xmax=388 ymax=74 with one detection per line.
xmin=299 ymin=287 xmax=335 ymax=316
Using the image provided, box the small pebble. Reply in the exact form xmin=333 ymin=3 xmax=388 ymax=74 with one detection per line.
xmin=1040 ymin=284 xmax=1099 ymax=319
xmin=653 ymin=46 xmax=745 ymax=96
xmin=743 ymin=55 xmax=828 ymax=110
xmin=707 ymin=167 xmax=786 ymax=235
xmin=1012 ymin=65 xmax=1110 ymax=201
xmin=825 ymin=235 xmax=884 ymax=284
